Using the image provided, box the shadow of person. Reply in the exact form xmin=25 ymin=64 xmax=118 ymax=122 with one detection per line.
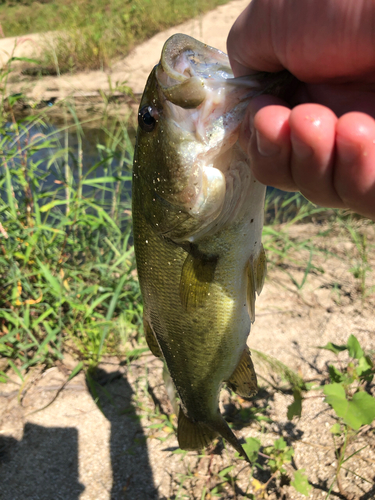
xmin=87 ymin=366 xmax=158 ymax=500
xmin=0 ymin=424 xmax=85 ymax=500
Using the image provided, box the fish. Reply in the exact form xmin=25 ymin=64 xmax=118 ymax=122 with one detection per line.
xmin=132 ymin=33 xmax=294 ymax=461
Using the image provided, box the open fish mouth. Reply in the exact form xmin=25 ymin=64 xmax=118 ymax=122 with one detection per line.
xmin=155 ymin=33 xmax=262 ymax=147
xmin=143 ymin=34 xmax=268 ymax=239
xmin=143 ymin=35 xmax=295 ymax=238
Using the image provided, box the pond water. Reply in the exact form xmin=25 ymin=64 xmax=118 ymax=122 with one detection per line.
xmin=2 ymin=118 xmax=135 ymax=206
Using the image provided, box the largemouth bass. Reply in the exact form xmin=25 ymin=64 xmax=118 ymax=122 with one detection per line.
xmin=132 ymin=34 xmax=292 ymax=461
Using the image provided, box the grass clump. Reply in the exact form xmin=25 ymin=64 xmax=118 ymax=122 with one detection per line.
xmin=0 ymin=0 xmax=230 ymax=72
xmin=0 ymin=96 xmax=143 ymax=375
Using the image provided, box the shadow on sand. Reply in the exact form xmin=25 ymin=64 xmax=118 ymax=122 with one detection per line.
xmin=87 ymin=367 xmax=158 ymax=499
xmin=0 ymin=367 xmax=157 ymax=500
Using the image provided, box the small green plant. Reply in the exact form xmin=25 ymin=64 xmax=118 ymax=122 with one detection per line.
xmin=146 ymin=412 xmax=177 ymax=443
xmin=252 ymin=349 xmax=313 ymax=420
xmin=235 ymin=436 xmax=311 ymax=497
xmin=345 ymin=224 xmax=373 ymax=298
xmin=263 ymin=194 xmax=327 ymax=292
xmin=318 ymin=334 xmax=375 ymax=498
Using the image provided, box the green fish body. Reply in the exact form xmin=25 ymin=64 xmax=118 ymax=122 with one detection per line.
xmin=133 ymin=34 xmax=277 ymax=461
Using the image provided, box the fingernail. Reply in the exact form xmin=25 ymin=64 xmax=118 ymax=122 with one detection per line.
xmin=291 ymin=133 xmax=313 ymax=159
xmin=256 ymin=130 xmax=280 ymax=156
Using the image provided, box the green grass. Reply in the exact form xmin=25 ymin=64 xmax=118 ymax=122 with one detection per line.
xmin=0 ymin=94 xmax=144 ymax=375
xmin=0 ymin=0 xmax=231 ymax=72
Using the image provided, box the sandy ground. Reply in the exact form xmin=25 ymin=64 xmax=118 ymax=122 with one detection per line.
xmin=1 ymin=222 xmax=375 ymax=500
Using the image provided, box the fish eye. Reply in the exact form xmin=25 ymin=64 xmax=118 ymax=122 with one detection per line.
xmin=138 ymin=105 xmax=158 ymax=132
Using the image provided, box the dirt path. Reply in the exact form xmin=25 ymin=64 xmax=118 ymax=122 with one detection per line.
xmin=1 ymin=0 xmax=249 ymax=101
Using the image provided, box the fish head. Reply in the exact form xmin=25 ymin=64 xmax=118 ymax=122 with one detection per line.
xmin=134 ymin=34 xmax=266 ymax=234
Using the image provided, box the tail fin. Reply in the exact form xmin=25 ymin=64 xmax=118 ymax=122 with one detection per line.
xmin=177 ymin=409 xmax=250 ymax=463
xmin=177 ymin=410 xmax=218 ymax=450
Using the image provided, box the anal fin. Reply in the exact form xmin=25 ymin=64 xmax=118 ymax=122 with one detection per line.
xmin=177 ymin=410 xmax=218 ymax=450
xmin=227 ymin=346 xmax=258 ymax=398
xmin=144 ymin=318 xmax=162 ymax=358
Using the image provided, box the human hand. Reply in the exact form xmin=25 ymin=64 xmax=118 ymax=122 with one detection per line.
xmin=227 ymin=0 xmax=375 ymax=220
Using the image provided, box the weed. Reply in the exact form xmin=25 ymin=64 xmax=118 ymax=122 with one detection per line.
xmin=252 ymin=349 xmax=313 ymax=420
xmin=232 ymin=436 xmax=312 ymax=497
xmin=240 ymin=335 xmax=374 ymax=498
xmin=342 ymin=219 xmax=375 ymax=298
xmin=318 ymin=334 xmax=375 ymax=498
xmin=0 ymin=79 xmax=142 ymax=375
xmin=262 ymin=195 xmax=328 ymax=291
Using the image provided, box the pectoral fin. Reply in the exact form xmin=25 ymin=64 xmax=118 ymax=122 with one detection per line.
xmin=177 ymin=410 xmax=218 ymax=450
xmin=144 ymin=318 xmax=162 ymax=358
xmin=227 ymin=346 xmax=258 ymax=398
xmin=180 ymin=252 xmax=217 ymax=311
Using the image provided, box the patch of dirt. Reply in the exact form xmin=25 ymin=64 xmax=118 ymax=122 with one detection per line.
xmin=1 ymin=221 xmax=375 ymax=500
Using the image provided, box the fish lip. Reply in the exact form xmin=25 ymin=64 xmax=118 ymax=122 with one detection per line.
xmin=159 ymin=34 xmax=194 ymax=83
xmin=156 ymin=33 xmax=232 ymax=110
xmin=154 ymin=34 xmax=264 ymax=147
xmin=159 ymin=33 xmax=229 ymax=82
